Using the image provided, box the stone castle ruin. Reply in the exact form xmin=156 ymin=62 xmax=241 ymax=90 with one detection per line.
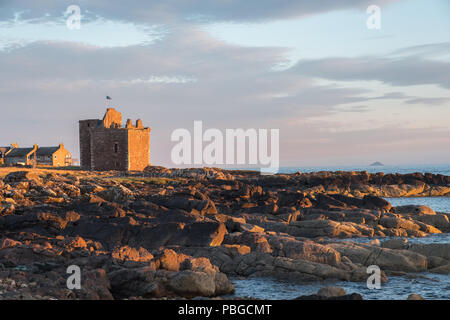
xmin=79 ymin=108 xmax=151 ymax=171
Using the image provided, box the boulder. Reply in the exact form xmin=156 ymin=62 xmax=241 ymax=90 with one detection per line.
xmin=167 ymin=270 xmax=216 ymax=297
xmin=408 ymin=243 xmax=450 ymax=260
xmin=407 ymin=294 xmax=424 ymax=300
xmin=429 ymin=264 xmax=450 ymax=274
xmin=80 ymin=269 xmax=114 ymax=300
xmin=317 ymin=286 xmax=346 ymax=298
xmin=362 ymin=195 xmax=392 ymax=211
xmin=329 ymin=242 xmax=428 ymax=272
xmin=381 ymin=238 xmax=408 ymax=250
xmin=295 ymin=293 xmax=363 ymax=300
xmin=415 ymin=214 xmax=449 ymax=231
xmin=168 ymin=221 xmax=227 ymax=247
xmin=107 ymin=266 xmax=159 ymax=298
xmin=392 ymin=205 xmax=436 ymax=215
xmin=289 ymin=219 xmax=362 ymax=238
xmin=379 ymin=216 xmax=421 ymax=231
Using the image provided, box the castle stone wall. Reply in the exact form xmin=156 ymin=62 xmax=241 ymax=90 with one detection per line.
xmin=128 ymin=128 xmax=151 ymax=171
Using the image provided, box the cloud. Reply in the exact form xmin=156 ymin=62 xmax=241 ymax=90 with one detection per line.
xmin=0 ymin=17 xmax=163 ymax=50
xmin=393 ymin=41 xmax=450 ymax=58
xmin=369 ymin=92 xmax=409 ymax=100
xmin=0 ymin=0 xmax=399 ymax=23
xmin=405 ymin=97 xmax=450 ymax=105
xmin=0 ymin=26 xmax=392 ymax=165
xmin=290 ymin=54 xmax=450 ymax=89
xmin=0 ymin=2 xmax=448 ymax=167
xmin=337 ymin=105 xmax=370 ymax=113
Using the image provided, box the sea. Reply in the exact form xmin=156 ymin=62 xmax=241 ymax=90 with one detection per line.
xmin=230 ymin=165 xmax=450 ymax=300
xmin=276 ymin=164 xmax=450 ymax=175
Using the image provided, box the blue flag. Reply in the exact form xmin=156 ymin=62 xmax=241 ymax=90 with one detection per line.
xmin=106 ymin=96 xmax=112 ymax=100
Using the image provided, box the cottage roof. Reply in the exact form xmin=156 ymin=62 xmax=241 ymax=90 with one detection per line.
xmin=36 ymin=147 xmax=61 ymax=156
xmin=5 ymin=147 xmax=34 ymax=157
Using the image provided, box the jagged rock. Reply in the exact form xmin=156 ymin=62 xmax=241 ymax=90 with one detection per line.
xmin=4 ymin=171 xmax=43 ymax=185
xmin=96 ymin=184 xmax=135 ymax=202
xmin=107 ymin=252 xmax=234 ymax=299
xmin=289 ymin=219 xmax=363 ymax=238
xmin=152 ymin=195 xmax=217 ymax=215
xmin=145 ymin=167 xmax=235 ymax=181
xmin=168 ymin=221 xmax=227 ymax=247
xmin=0 ymin=167 xmax=448 ymax=300
xmin=112 ymin=245 xmax=153 ymax=263
xmin=329 ymin=242 xmax=428 ymax=272
xmin=144 ymin=166 xmax=172 ymax=175
xmin=157 ymin=249 xmax=189 ymax=271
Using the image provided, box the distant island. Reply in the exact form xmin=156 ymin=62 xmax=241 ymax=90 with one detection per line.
xmin=369 ymin=161 xmax=384 ymax=166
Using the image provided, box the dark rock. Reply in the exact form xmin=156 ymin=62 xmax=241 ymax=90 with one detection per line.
xmin=294 ymin=293 xmax=363 ymax=300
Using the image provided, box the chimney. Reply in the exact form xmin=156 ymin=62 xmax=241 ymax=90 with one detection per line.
xmin=136 ymin=119 xmax=143 ymax=128
xmin=59 ymin=143 xmax=64 ymax=149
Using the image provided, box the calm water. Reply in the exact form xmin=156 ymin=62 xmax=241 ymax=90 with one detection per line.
xmin=326 ymin=233 xmax=450 ymax=245
xmin=276 ymin=164 xmax=450 ymax=175
xmin=230 ymin=274 xmax=450 ymax=300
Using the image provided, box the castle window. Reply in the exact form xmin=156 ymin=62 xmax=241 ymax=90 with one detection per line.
xmin=114 ymin=143 xmax=119 ymax=153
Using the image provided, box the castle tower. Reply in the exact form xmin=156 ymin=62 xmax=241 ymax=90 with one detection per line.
xmin=79 ymin=108 xmax=151 ymax=171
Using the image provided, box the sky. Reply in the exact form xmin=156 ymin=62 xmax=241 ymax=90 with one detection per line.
xmin=0 ymin=0 xmax=449 ymax=167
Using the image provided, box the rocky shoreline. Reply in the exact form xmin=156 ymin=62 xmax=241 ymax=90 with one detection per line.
xmin=0 ymin=167 xmax=449 ymax=300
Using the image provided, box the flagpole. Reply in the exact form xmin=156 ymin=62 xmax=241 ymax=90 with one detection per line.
xmin=106 ymin=95 xmax=112 ymax=108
